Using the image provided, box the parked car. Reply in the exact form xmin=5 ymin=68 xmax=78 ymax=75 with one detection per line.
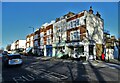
xmin=24 ymin=47 xmax=33 ymax=56
xmin=2 ymin=51 xmax=8 ymax=55
xmin=2 ymin=54 xmax=23 ymax=66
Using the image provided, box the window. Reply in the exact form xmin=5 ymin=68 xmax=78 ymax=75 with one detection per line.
xmin=47 ymin=37 xmax=51 ymax=44
xmin=67 ymin=18 xmax=80 ymax=29
xmin=76 ymin=19 xmax=80 ymax=26
xmin=47 ymin=30 xmax=49 ymax=35
xmin=70 ymin=31 xmax=80 ymax=40
xmin=75 ymin=46 xmax=84 ymax=55
xmin=34 ymin=34 xmax=38 ymax=39
xmin=70 ymin=32 xmax=73 ymax=40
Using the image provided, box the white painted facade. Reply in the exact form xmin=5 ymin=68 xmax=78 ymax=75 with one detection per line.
xmin=53 ymin=19 xmax=67 ymax=57
xmin=53 ymin=19 xmax=67 ymax=44
xmin=30 ymin=36 xmax=34 ymax=47
xmin=17 ymin=40 xmax=26 ymax=49
xmin=86 ymin=11 xmax=103 ymax=44
xmin=105 ymin=48 xmax=114 ymax=60
xmin=34 ymin=9 xmax=104 ymax=59
xmin=52 ymin=10 xmax=103 ymax=59
xmin=11 ymin=42 xmax=16 ymax=50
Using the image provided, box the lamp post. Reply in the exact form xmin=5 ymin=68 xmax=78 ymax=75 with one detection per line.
xmin=29 ymin=26 xmax=34 ymax=33
xmin=28 ymin=26 xmax=35 ymax=55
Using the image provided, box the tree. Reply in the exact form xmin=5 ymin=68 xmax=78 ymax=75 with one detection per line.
xmin=6 ymin=44 xmax=11 ymax=51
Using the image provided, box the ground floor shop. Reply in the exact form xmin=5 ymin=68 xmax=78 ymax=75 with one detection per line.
xmin=32 ymin=42 xmax=105 ymax=61
xmin=52 ymin=44 xmax=66 ymax=58
xmin=66 ymin=42 xmax=97 ymax=60
xmin=46 ymin=45 xmax=52 ymax=57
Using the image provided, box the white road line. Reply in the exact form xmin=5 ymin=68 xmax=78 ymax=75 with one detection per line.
xmin=22 ymin=75 xmax=35 ymax=81
xmin=83 ymin=62 xmax=88 ymax=65
xmin=50 ymin=72 xmax=68 ymax=79
xmin=22 ymin=76 xmax=30 ymax=81
xmin=13 ymin=77 xmax=26 ymax=83
xmin=27 ymin=74 xmax=35 ymax=80
xmin=25 ymin=67 xmax=68 ymax=80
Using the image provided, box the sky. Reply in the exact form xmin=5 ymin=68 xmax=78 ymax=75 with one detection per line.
xmin=2 ymin=2 xmax=118 ymax=48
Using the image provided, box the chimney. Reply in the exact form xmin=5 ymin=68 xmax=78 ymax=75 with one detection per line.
xmin=89 ymin=6 xmax=93 ymax=14
xmin=96 ymin=11 xmax=101 ymax=18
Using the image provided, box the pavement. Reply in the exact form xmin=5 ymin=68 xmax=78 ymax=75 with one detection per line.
xmin=34 ymin=56 xmax=52 ymax=61
xmin=105 ymin=59 xmax=120 ymax=65
xmin=33 ymin=55 xmax=120 ymax=65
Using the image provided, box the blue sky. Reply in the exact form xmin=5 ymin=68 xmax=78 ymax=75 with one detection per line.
xmin=2 ymin=2 xmax=118 ymax=48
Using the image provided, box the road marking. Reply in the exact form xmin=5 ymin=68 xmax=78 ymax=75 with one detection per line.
xmin=22 ymin=76 xmax=30 ymax=81
xmin=25 ymin=67 xmax=68 ymax=81
xmin=13 ymin=74 xmax=35 ymax=83
xmin=13 ymin=77 xmax=26 ymax=83
xmin=39 ymin=69 xmax=68 ymax=80
xmin=83 ymin=62 xmax=88 ymax=65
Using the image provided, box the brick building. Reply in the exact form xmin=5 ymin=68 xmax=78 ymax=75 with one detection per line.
xmin=52 ymin=6 xmax=104 ymax=60
xmin=15 ymin=40 xmax=26 ymax=50
xmin=27 ymin=6 xmax=104 ymax=60
xmin=26 ymin=33 xmax=34 ymax=48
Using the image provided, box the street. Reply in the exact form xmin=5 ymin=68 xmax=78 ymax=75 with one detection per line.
xmin=2 ymin=55 xmax=120 ymax=83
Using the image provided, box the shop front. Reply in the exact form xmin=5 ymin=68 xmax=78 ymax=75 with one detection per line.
xmin=66 ymin=42 xmax=84 ymax=58
xmin=66 ymin=41 xmax=96 ymax=60
xmin=52 ymin=42 xmax=66 ymax=58
xmin=39 ymin=45 xmax=44 ymax=56
xmin=46 ymin=45 xmax=52 ymax=57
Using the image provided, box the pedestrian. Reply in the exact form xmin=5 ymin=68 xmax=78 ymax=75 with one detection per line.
xmin=101 ymin=52 xmax=105 ymax=61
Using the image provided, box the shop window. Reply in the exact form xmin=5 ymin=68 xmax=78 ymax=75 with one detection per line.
xmin=73 ymin=31 xmax=80 ymax=40
xmin=89 ymin=45 xmax=94 ymax=55
xmin=75 ymin=46 xmax=84 ymax=55
xmin=76 ymin=19 xmax=80 ymax=26
xmin=70 ymin=33 xmax=73 ymax=40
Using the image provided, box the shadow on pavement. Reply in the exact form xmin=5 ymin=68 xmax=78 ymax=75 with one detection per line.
xmin=74 ymin=61 xmax=89 ymax=82
xmin=88 ymin=61 xmax=107 ymax=83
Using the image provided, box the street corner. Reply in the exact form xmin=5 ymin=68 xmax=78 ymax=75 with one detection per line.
xmin=88 ymin=60 xmax=106 ymax=68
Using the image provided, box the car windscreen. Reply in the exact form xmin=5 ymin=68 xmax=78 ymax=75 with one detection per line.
xmin=9 ymin=55 xmax=22 ymax=59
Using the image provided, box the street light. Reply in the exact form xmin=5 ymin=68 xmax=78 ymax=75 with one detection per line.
xmin=29 ymin=26 xmax=34 ymax=33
